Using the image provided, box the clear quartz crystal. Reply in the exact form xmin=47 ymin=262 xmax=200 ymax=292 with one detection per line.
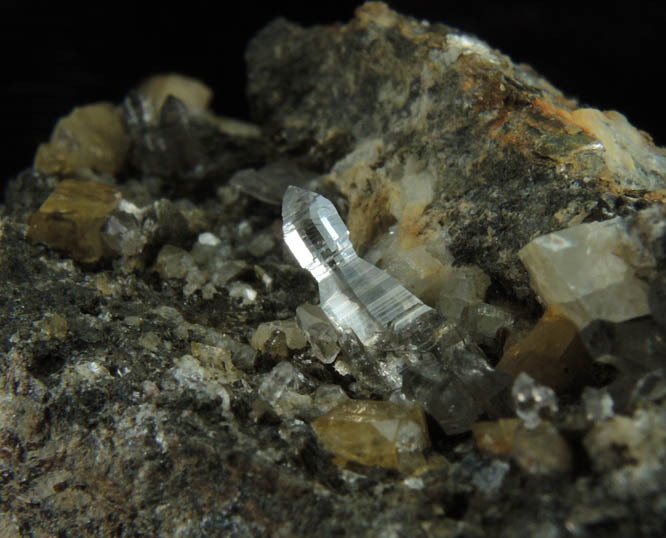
xmin=512 ymin=373 xmax=558 ymax=428
xmin=282 ymin=186 xmax=433 ymax=346
xmin=296 ymin=303 xmax=341 ymax=364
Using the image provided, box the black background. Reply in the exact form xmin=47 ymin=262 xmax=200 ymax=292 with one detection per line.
xmin=2 ymin=1 xmax=665 ymax=196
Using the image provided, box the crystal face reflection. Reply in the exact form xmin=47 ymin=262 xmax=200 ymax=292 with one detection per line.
xmin=282 ymin=186 xmax=433 ymax=346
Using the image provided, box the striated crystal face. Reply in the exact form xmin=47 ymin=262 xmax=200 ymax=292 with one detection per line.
xmin=282 ymin=186 xmax=433 ymax=345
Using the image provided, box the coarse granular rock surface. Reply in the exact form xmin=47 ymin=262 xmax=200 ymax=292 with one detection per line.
xmin=2 ymin=3 xmax=666 ymax=537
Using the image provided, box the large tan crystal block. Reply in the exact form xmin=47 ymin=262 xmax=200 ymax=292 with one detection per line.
xmin=28 ymin=180 xmax=120 ymax=263
xmin=35 ymin=103 xmax=129 ymax=176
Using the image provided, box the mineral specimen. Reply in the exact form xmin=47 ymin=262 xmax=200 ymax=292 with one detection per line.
xmin=580 ymin=317 xmax=666 ymax=373
xmin=249 ymin=2 xmax=666 ymax=311
xmin=582 ymin=386 xmax=615 ymax=421
xmin=230 ymin=161 xmax=319 ymax=205
xmin=257 ymin=361 xmax=312 ymax=416
xmin=122 ymin=84 xmax=269 ymax=190
xmin=312 ymin=400 xmax=429 ymax=471
xmin=4 ymin=3 xmax=666 ymax=536
xmin=250 ymin=320 xmax=307 ymax=354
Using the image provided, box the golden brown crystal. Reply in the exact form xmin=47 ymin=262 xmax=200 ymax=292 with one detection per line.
xmin=28 ymin=180 xmax=120 ymax=263
xmin=34 ymin=103 xmax=129 ymax=176
xmin=312 ymin=400 xmax=430 ymax=471
xmin=497 ymin=308 xmax=594 ymax=393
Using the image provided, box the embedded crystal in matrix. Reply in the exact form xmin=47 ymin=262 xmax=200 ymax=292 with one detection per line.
xmin=282 ymin=186 xmax=433 ymax=346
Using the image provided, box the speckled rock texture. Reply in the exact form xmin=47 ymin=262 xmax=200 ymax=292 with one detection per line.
xmin=2 ymin=3 xmax=666 ymax=537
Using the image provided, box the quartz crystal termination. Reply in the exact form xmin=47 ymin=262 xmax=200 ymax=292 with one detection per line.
xmin=282 ymin=186 xmax=433 ymax=346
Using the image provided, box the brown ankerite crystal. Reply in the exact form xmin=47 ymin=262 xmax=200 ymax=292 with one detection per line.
xmin=34 ymin=103 xmax=129 ymax=176
xmin=27 ymin=179 xmax=120 ymax=263
xmin=312 ymin=400 xmax=429 ymax=471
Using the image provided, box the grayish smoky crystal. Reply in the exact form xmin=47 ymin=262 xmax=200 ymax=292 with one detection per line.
xmin=282 ymin=186 xmax=433 ymax=346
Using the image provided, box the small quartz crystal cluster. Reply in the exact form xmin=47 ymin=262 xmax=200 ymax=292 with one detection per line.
xmin=283 ymin=186 xmax=509 ymax=439
xmin=3 ymin=3 xmax=666 ymax=536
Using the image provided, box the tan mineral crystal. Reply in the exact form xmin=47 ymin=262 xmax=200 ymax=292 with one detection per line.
xmin=497 ymin=308 xmax=594 ymax=393
xmin=512 ymin=423 xmax=573 ymax=475
xmin=35 ymin=103 xmax=129 ymax=176
xmin=312 ymin=400 xmax=430 ymax=471
xmin=138 ymin=73 xmax=213 ymax=116
xmin=472 ymin=418 xmax=520 ymax=457
xmin=28 ymin=180 xmax=120 ymax=263
xmin=251 ymin=321 xmax=307 ymax=356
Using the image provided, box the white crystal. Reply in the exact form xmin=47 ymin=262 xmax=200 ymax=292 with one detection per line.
xmin=512 ymin=373 xmax=558 ymax=428
xmin=582 ymin=387 xmax=614 ymax=421
xmin=282 ymin=186 xmax=433 ymax=346
xmin=518 ymin=218 xmax=651 ymax=328
xmin=228 ymin=282 xmax=257 ymax=305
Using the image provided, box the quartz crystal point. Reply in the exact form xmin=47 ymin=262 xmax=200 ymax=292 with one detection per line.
xmin=282 ymin=186 xmax=433 ymax=346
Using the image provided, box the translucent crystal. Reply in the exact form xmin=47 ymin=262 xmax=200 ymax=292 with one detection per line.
xmin=512 ymin=423 xmax=572 ymax=474
xmin=311 ymin=400 xmax=429 ymax=471
xmin=296 ymin=303 xmax=340 ymax=364
xmin=250 ymin=320 xmax=307 ymax=354
xmin=258 ymin=362 xmax=311 ymax=415
xmin=313 ymin=384 xmax=350 ymax=414
xmin=282 ymin=186 xmax=433 ymax=346
xmin=231 ymin=161 xmax=319 ymax=205
xmin=512 ymin=373 xmax=558 ymax=428
xmin=518 ymin=217 xmax=651 ymax=329
xmin=228 ymin=282 xmax=258 ymax=306
xmin=283 ymin=187 xmax=510 ymax=434
xmin=582 ymin=387 xmax=614 ymax=421
xmin=472 ymin=418 xmax=520 ymax=457
xmin=498 ymin=308 xmax=594 ymax=393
